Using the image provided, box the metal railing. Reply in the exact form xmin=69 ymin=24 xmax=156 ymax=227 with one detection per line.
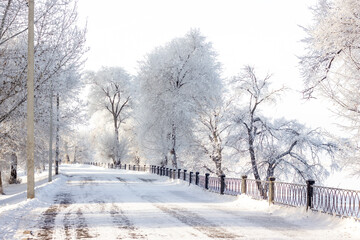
xmin=208 ymin=176 xmax=221 ymax=193
xmin=274 ymin=182 xmax=307 ymax=207
xmin=312 ymin=186 xmax=360 ymax=219
xmin=224 ymin=177 xmax=242 ymax=195
xmin=246 ymin=179 xmax=269 ymax=200
xmin=198 ymin=175 xmax=205 ymax=188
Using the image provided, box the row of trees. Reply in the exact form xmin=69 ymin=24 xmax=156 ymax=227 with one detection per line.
xmin=0 ymin=0 xmax=86 ymax=193
xmin=2 ymin=0 xmax=357 ymax=192
xmin=86 ymin=28 xmax=339 ymax=184
xmin=84 ymin=0 xmax=360 ymax=185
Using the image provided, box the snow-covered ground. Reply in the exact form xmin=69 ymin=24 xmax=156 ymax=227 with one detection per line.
xmin=0 ymin=164 xmax=359 ymax=240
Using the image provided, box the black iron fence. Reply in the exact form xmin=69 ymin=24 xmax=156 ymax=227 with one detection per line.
xmin=312 ymin=185 xmax=360 ymax=219
xmin=85 ymin=162 xmax=360 ymax=220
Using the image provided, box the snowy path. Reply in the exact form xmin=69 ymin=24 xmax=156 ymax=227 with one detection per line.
xmin=0 ymin=164 xmax=359 ymax=239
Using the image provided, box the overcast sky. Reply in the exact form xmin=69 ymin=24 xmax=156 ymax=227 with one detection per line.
xmin=77 ymin=0 xmax=339 ymax=132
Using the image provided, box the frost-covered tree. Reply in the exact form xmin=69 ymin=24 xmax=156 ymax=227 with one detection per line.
xmin=229 ymin=66 xmax=335 ymax=182
xmin=193 ymin=93 xmax=231 ymax=176
xmin=137 ymin=29 xmax=221 ymax=169
xmin=87 ymin=67 xmax=132 ymax=165
xmin=0 ymin=0 xmax=86 ymax=191
xmin=300 ymin=0 xmax=360 ymax=172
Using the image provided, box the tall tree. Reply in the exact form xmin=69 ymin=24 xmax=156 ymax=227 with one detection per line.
xmin=87 ymin=67 xmax=132 ymax=165
xmin=137 ymin=29 xmax=221 ymax=169
xmin=193 ymin=93 xmax=231 ymax=176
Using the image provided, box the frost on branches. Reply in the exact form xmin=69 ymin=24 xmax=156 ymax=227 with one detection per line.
xmin=86 ymin=67 xmax=132 ymax=165
xmin=0 ymin=0 xmax=86 ymax=191
xmin=137 ymin=29 xmax=222 ymax=170
xmin=301 ymin=0 xmax=360 ymax=172
xmin=228 ymin=66 xmax=336 ymax=183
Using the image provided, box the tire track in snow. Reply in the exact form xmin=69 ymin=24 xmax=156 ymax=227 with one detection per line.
xmin=114 ymin=176 xmax=148 ymax=239
xmin=169 ymin=188 xmax=308 ymax=239
xmin=36 ymin=192 xmax=73 ymax=240
xmin=117 ymin=175 xmax=240 ymax=239
xmin=36 ymin=176 xmax=98 ymax=240
xmin=141 ymin=195 xmax=242 ymax=239
xmin=110 ymin=203 xmax=147 ymax=239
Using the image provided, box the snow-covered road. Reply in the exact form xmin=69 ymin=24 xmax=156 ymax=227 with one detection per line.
xmin=0 ymin=164 xmax=359 ymax=239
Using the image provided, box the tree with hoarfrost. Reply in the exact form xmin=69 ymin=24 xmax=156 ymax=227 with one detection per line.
xmin=192 ymin=93 xmax=231 ymax=176
xmin=137 ymin=29 xmax=221 ymax=169
xmin=300 ymin=0 xmax=360 ymax=164
xmin=87 ymin=67 xmax=132 ymax=165
xmin=0 ymin=0 xmax=86 ymax=191
xmin=229 ymin=66 xmax=336 ymax=183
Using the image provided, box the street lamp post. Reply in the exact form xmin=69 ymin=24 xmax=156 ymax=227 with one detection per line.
xmin=27 ymin=0 xmax=35 ymax=199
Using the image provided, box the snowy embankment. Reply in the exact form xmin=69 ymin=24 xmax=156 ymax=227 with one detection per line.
xmin=0 ymin=164 xmax=359 ymax=240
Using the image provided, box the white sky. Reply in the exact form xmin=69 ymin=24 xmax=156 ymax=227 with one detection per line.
xmin=77 ymin=0 xmax=339 ymax=133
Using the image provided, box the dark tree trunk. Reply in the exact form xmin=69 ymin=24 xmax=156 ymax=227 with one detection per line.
xmin=211 ymin=126 xmax=223 ymax=177
xmin=65 ymin=154 xmax=70 ymax=164
xmin=213 ymin=156 xmax=224 ymax=177
xmin=9 ymin=153 xmax=17 ymax=184
xmin=266 ymin=162 xmax=275 ymax=181
xmin=0 ymin=171 xmax=4 ymax=194
xmin=161 ymin=155 xmax=168 ymax=167
xmin=247 ymin=128 xmax=266 ymax=198
xmin=170 ymin=125 xmax=177 ymax=169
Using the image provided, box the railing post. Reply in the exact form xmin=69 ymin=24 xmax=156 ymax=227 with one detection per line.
xmin=268 ymin=176 xmax=276 ymax=205
xmin=165 ymin=168 xmax=168 ymax=176
xmin=169 ymin=169 xmax=173 ymax=179
xmin=306 ymin=179 xmax=315 ymax=211
xmin=124 ymin=164 xmax=126 ymax=170
xmin=144 ymin=165 xmax=147 ymax=172
xmin=241 ymin=175 xmax=247 ymax=194
xmin=178 ymin=169 xmax=181 ymax=179
xmin=220 ymin=174 xmax=226 ymax=195
xmin=195 ymin=172 xmax=199 ymax=185
xmin=189 ymin=172 xmax=193 ymax=184
xmin=183 ymin=170 xmax=187 ymax=181
xmin=205 ymin=173 xmax=210 ymax=189
xmin=157 ymin=166 xmax=160 ymax=175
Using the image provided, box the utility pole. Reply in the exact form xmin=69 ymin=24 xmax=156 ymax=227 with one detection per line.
xmin=27 ymin=0 xmax=35 ymax=199
xmin=48 ymin=80 xmax=53 ymax=182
